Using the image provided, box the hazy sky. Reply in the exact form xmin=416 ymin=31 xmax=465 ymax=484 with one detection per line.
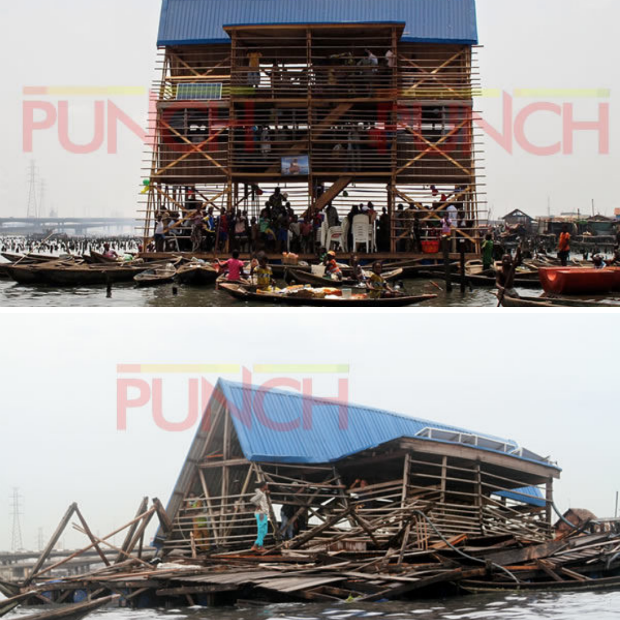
xmin=0 ymin=312 xmax=618 ymax=551
xmin=0 ymin=0 xmax=617 ymax=220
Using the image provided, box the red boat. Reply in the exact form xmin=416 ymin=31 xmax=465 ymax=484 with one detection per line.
xmin=613 ymin=268 xmax=620 ymax=292
xmin=539 ymin=267 xmax=616 ymax=295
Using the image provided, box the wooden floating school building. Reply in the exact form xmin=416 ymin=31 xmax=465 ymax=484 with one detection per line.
xmin=142 ymin=0 xmax=485 ymax=255
xmin=156 ymin=379 xmax=560 ymax=556
xmin=8 ymin=381 xmax=620 ymax=608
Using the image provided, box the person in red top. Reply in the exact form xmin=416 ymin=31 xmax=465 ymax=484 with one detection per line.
xmin=218 ymin=250 xmax=246 ymax=282
xmin=558 ymin=225 xmax=571 ymax=266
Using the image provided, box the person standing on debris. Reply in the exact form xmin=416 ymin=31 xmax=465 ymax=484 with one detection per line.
xmin=187 ymin=492 xmax=210 ymax=551
xmin=558 ymin=225 xmax=571 ymax=266
xmin=250 ymin=482 xmax=270 ymax=552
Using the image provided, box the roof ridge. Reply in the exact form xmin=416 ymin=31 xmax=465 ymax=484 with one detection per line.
xmin=217 ymin=378 xmax=514 ymax=444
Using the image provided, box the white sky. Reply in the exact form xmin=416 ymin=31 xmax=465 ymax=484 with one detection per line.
xmin=0 ymin=311 xmax=618 ymax=551
xmin=0 ymin=0 xmax=617 ymax=220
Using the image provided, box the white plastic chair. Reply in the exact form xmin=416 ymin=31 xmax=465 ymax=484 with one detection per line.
xmin=318 ymin=219 xmax=329 ymax=249
xmin=326 ymin=226 xmax=344 ymax=251
xmin=340 ymin=218 xmax=349 ymax=253
xmin=351 ymin=214 xmax=372 ymax=253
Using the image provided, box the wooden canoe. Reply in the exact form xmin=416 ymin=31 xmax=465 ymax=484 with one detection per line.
xmin=416 ymin=270 xmax=542 ymax=289
xmin=134 ymin=265 xmax=177 ymax=286
xmin=539 ymin=267 xmax=616 ymax=295
xmin=499 ymin=293 xmax=619 ymax=308
xmin=176 ymin=262 xmax=219 ymax=285
xmin=15 ymin=595 xmax=119 ymax=620
xmin=218 ymin=283 xmax=437 ymax=307
xmin=460 ymin=573 xmax=620 ymax=593
xmin=286 ymin=267 xmax=403 ymax=289
xmin=2 ymin=253 xmax=69 ymax=264
xmin=6 ymin=261 xmax=171 ymax=286
xmin=497 ymin=294 xmax=554 ymax=308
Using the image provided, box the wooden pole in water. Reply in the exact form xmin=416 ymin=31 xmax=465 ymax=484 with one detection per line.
xmin=459 ymin=244 xmax=466 ymax=294
xmin=442 ymin=237 xmax=452 ymax=292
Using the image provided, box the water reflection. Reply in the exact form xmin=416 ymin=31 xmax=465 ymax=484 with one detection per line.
xmin=0 ymin=279 xmax=500 ymax=308
xmin=5 ymin=591 xmax=620 ymax=620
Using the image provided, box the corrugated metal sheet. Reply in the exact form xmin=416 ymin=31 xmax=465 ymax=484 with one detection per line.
xmin=495 ymin=486 xmax=546 ymax=508
xmin=157 ymin=0 xmax=478 ymax=46
xmin=217 ymin=380 xmax=557 ymax=472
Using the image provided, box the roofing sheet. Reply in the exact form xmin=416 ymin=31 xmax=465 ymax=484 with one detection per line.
xmin=217 ymin=380 xmax=557 ymax=472
xmin=157 ymin=0 xmax=479 ymax=46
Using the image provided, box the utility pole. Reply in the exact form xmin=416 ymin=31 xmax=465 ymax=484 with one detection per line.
xmin=39 ymin=179 xmax=47 ymax=218
xmin=26 ymin=162 xmax=39 ymax=219
xmin=10 ymin=488 xmax=24 ymax=551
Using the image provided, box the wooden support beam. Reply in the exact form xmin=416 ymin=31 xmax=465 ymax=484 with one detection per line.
xmin=535 ymin=559 xmax=564 ymax=582
xmin=156 ymin=584 xmax=239 ymax=596
xmin=152 ymin=498 xmax=174 ymax=535
xmin=74 ymin=508 xmax=110 ymax=567
xmin=23 ymin=503 xmax=78 ymax=586
xmin=115 ymin=497 xmax=149 ymax=564
xmin=360 ymin=567 xmax=487 ymax=602
xmin=286 ymin=506 xmax=354 ymax=550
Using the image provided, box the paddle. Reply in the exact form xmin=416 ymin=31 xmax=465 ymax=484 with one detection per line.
xmin=429 ymin=280 xmax=444 ymax=293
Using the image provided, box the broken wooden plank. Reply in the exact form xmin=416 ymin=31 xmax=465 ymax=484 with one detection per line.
xmin=359 ymin=567 xmax=487 ymax=602
xmin=483 ymin=540 xmax=567 ymax=566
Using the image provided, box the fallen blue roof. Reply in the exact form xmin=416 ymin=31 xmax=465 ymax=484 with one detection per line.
xmin=217 ymin=380 xmax=558 ymax=472
xmin=495 ymin=486 xmax=546 ymax=508
xmin=157 ymin=0 xmax=479 ymax=47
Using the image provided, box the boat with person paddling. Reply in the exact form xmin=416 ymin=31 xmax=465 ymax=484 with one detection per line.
xmin=218 ymin=282 xmax=436 ymax=307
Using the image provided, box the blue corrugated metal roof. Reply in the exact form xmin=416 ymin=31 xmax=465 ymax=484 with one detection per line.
xmin=495 ymin=486 xmax=546 ymax=508
xmin=217 ymin=380 xmax=558 ymax=472
xmin=157 ymin=0 xmax=478 ymax=47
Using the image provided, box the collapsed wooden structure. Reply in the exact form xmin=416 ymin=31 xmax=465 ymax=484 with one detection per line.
xmin=156 ymin=380 xmax=559 ymax=556
xmin=5 ymin=380 xmax=620 ymax=611
xmin=142 ymin=0 xmax=485 ymax=252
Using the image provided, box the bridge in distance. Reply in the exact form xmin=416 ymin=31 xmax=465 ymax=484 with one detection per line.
xmin=0 ymin=217 xmax=139 ymax=235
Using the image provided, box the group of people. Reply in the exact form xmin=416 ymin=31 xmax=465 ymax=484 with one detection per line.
xmin=244 ymin=47 xmax=394 ymax=94
xmin=249 ymin=477 xmax=373 ymax=554
xmin=321 ymin=250 xmax=399 ymax=298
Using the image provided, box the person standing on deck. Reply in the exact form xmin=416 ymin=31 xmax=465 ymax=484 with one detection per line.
xmin=250 ymin=482 xmax=270 ymax=552
xmin=325 ymin=203 xmax=340 ymax=228
xmin=440 ymin=213 xmax=453 ymax=238
xmin=154 ymin=216 xmax=165 ymax=253
xmin=558 ymin=225 xmax=571 ymax=266
xmin=247 ymin=49 xmax=263 ymax=87
xmin=481 ymin=234 xmax=494 ymax=272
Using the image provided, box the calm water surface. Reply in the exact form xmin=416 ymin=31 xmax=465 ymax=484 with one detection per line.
xmin=6 ymin=591 xmax=620 ymax=620
xmin=0 ymin=278 xmax=504 ymax=308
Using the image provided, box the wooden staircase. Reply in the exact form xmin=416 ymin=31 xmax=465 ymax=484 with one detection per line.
xmin=312 ymin=177 xmax=353 ymax=214
xmin=267 ymin=104 xmax=353 ymax=173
